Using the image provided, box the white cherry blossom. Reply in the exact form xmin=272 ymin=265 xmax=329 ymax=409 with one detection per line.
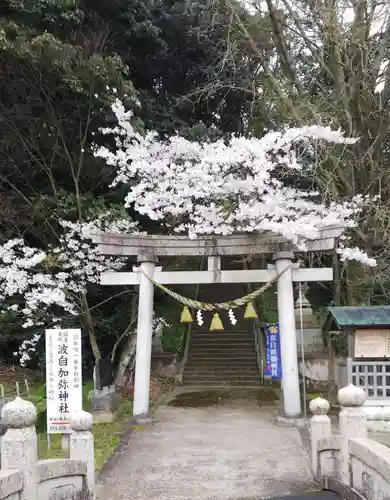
xmin=0 ymin=215 xmax=138 ymax=332
xmin=93 ymin=99 xmax=375 ymax=266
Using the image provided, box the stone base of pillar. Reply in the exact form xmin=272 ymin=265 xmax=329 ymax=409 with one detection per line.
xmin=92 ymin=410 xmax=115 ymax=423
xmin=90 ymin=386 xmax=120 ymax=424
xmin=276 ymin=414 xmax=308 ymax=429
xmin=132 ymin=414 xmax=156 ymax=426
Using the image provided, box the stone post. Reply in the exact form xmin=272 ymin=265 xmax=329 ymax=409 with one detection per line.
xmin=0 ymin=394 xmax=13 ymax=437
xmin=70 ymin=411 xmax=95 ymax=498
xmin=309 ymin=397 xmax=331 ymax=478
xmin=274 ymin=251 xmax=301 ymax=417
xmin=1 ymin=397 xmax=38 ymax=500
xmin=133 ymin=253 xmax=157 ymax=418
xmin=338 ymin=384 xmax=367 ymax=486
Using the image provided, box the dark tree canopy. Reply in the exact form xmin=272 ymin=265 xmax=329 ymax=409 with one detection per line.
xmin=0 ymin=0 xmax=258 ymax=367
xmin=84 ymin=0 xmax=255 ymax=135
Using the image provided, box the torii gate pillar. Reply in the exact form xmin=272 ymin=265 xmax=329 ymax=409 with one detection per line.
xmin=274 ymin=251 xmax=301 ymax=418
xmin=133 ymin=253 xmax=157 ymax=418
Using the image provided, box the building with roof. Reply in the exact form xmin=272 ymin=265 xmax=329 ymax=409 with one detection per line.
xmin=324 ymin=305 xmax=390 ymax=431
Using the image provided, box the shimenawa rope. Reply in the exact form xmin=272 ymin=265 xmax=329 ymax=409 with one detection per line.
xmin=141 ymin=265 xmax=290 ymax=311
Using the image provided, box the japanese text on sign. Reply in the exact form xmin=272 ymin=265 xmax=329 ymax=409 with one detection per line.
xmin=45 ymin=329 xmax=82 ymax=434
xmin=265 ymin=323 xmax=282 ymax=379
xmin=354 ymin=329 xmax=390 ymax=358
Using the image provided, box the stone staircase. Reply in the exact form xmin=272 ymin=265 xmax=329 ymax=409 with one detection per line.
xmin=182 ymin=283 xmax=260 ymax=387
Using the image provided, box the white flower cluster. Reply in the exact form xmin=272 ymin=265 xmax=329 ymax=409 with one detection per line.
xmin=0 ymin=239 xmax=73 ymax=328
xmin=11 ymin=222 xmax=152 ymax=369
xmin=93 ymin=100 xmax=373 ymax=265
xmin=52 ymin=219 xmax=130 ymax=292
xmin=1 ymin=215 xmax=138 ymax=367
xmin=337 ymin=246 xmax=376 ymax=267
xmin=13 ymin=333 xmax=41 ymax=367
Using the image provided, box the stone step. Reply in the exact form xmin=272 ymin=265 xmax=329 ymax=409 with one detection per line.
xmin=188 ymin=353 xmax=257 ymax=359
xmin=192 ymin=329 xmax=253 ymax=334
xmin=183 ymin=372 xmax=260 ymax=380
xmin=186 ymin=360 xmax=258 ymax=367
xmin=185 ymin=367 xmax=258 ymax=373
xmin=187 ymin=355 xmax=257 ymax=361
xmin=190 ymin=345 xmax=255 ymax=349
xmin=186 ymin=363 xmax=257 ymax=369
xmin=190 ymin=344 xmax=255 ymax=350
xmin=191 ymin=335 xmax=254 ymax=341
xmin=186 ymin=363 xmax=257 ymax=368
xmin=192 ymin=331 xmax=253 ymax=336
xmin=189 ymin=349 xmax=255 ymax=355
xmin=191 ymin=333 xmax=253 ymax=338
xmin=187 ymin=353 xmax=257 ymax=366
xmin=191 ymin=344 xmax=254 ymax=348
xmin=189 ymin=354 xmax=256 ymax=359
xmin=182 ymin=379 xmax=260 ymax=386
xmin=183 ymin=368 xmax=259 ymax=380
xmin=185 ymin=368 xmax=259 ymax=373
xmin=191 ymin=343 xmax=256 ymax=349
xmin=191 ymin=342 xmax=254 ymax=346
xmin=192 ymin=332 xmax=254 ymax=336
xmin=184 ymin=369 xmax=259 ymax=375
xmin=191 ymin=341 xmax=254 ymax=346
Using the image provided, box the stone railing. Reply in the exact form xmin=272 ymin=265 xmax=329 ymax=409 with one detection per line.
xmin=310 ymin=384 xmax=390 ymax=500
xmin=0 ymin=397 xmax=94 ymax=500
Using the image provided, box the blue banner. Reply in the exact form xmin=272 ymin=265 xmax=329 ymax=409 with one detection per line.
xmin=265 ymin=323 xmax=282 ymax=379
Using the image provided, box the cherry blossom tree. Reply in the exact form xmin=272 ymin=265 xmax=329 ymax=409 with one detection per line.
xmin=2 ymin=214 xmax=138 ymax=365
xmin=94 ymin=99 xmax=375 ymax=266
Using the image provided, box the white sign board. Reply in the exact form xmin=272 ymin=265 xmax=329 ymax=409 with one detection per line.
xmin=45 ymin=329 xmax=82 ymax=434
xmin=354 ymin=329 xmax=390 ymax=358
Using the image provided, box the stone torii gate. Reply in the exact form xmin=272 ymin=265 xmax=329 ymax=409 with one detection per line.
xmin=92 ymin=226 xmax=343 ymax=421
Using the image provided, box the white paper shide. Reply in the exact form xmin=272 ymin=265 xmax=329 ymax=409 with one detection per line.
xmin=45 ymin=328 xmax=82 ymax=433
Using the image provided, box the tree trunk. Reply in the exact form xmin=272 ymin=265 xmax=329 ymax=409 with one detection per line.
xmin=82 ymin=294 xmax=101 ymax=361
xmin=114 ymin=292 xmax=138 ymax=387
xmin=115 ymin=333 xmax=137 ymax=387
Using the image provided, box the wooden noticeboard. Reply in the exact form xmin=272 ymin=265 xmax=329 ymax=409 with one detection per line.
xmin=354 ymin=329 xmax=390 ymax=358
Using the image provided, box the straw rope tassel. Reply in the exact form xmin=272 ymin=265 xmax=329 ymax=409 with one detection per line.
xmin=210 ymin=312 xmax=224 ymax=331
xmin=180 ymin=305 xmax=193 ymax=323
xmin=244 ymin=301 xmax=257 ymax=319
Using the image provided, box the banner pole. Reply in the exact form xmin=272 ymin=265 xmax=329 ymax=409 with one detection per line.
xmin=299 ymin=283 xmax=307 ymax=418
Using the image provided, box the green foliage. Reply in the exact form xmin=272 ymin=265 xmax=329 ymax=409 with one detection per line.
xmin=154 ymin=294 xmax=185 ymax=354
xmin=331 ymin=332 xmax=348 ymax=357
xmin=83 ymin=0 xmax=255 ymax=135
xmin=0 ymin=0 xmax=257 ymax=369
xmin=0 ymin=0 xmax=140 ymax=366
xmin=162 ymin=324 xmax=185 ymax=354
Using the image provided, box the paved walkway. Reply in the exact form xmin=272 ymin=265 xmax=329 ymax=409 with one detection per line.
xmin=97 ymin=390 xmax=316 ymax=500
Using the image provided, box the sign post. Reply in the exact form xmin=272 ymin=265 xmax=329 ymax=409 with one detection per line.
xmin=45 ymin=329 xmax=82 ymax=435
xmin=265 ymin=323 xmax=282 ymax=379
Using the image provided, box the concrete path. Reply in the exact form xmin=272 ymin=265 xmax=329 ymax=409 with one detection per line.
xmin=97 ymin=391 xmax=315 ymax=500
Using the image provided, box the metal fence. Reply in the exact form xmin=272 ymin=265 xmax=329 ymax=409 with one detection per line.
xmin=350 ymin=360 xmax=390 ymax=398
